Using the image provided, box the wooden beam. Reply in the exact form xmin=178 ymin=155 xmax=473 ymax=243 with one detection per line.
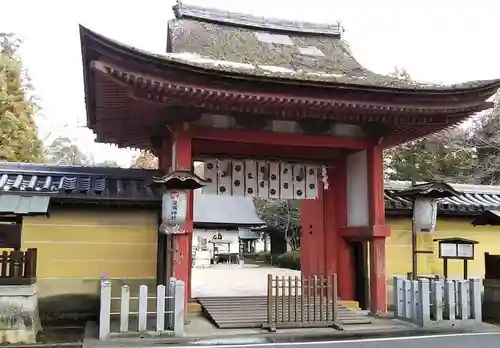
xmin=191 ymin=139 xmax=342 ymax=162
xmin=339 ymin=226 xmax=390 ymax=238
xmin=187 ymin=127 xmax=373 ymax=150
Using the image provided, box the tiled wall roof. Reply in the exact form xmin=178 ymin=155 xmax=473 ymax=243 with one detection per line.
xmin=0 ymin=163 xmax=264 ymax=225
xmin=1 ymin=163 xmax=499 ymax=214
xmin=385 ymin=181 xmax=500 ymax=213
xmin=0 ymin=163 xmax=162 ymax=204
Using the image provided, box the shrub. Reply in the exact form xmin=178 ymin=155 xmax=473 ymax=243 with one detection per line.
xmin=255 ymin=251 xmax=270 ymax=262
xmin=278 ymin=251 xmax=301 ymax=270
xmin=255 ymin=251 xmax=281 ymax=265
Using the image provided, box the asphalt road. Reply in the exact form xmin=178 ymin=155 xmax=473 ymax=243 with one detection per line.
xmin=183 ymin=332 xmax=500 ymax=348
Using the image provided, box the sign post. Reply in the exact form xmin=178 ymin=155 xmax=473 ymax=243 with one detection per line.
xmin=434 ymin=237 xmax=478 ymax=279
xmin=161 ymin=190 xmax=189 ymax=235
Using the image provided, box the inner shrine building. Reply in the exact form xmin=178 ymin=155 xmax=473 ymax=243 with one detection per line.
xmin=80 ymin=2 xmax=500 ymax=314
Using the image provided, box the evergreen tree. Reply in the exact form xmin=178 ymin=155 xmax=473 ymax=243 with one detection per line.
xmin=0 ymin=35 xmax=43 ymax=162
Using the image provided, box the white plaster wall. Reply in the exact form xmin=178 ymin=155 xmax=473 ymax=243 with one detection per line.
xmin=346 ymin=150 xmax=369 ymax=227
xmin=193 ymin=229 xmax=268 ymax=255
xmin=192 ymin=229 xmax=240 ymax=255
xmin=255 ymin=238 xmax=268 ymax=253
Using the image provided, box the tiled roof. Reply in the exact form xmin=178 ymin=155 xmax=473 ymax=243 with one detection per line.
xmin=0 ymin=163 xmax=163 ymax=204
xmin=1 ymin=163 xmax=499 ymax=215
xmin=385 ymin=181 xmax=500 ymax=214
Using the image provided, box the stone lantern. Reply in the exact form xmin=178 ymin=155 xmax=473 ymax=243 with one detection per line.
xmin=393 ymin=182 xmax=460 ymax=280
xmin=148 ymin=169 xmax=209 ymax=283
xmin=151 ymin=169 xmax=209 ymax=234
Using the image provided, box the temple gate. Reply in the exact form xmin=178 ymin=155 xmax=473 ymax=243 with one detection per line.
xmin=80 ymin=1 xmax=500 ymax=320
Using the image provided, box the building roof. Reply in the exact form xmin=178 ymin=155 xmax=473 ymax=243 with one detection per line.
xmin=172 ymin=2 xmax=343 ymax=36
xmin=0 ymin=162 xmax=263 ymax=225
xmin=168 ymin=2 xmax=500 ymax=90
xmin=193 ymin=191 xmax=264 ymax=226
xmin=385 ymin=181 xmax=500 ymax=215
xmin=80 ymin=4 xmax=500 ymax=151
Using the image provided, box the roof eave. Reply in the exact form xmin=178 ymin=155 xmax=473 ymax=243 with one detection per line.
xmin=51 ymin=196 xmax=161 ymax=207
xmin=80 ymin=26 xmax=98 ymax=131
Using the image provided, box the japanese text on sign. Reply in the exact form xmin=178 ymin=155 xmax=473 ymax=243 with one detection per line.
xmin=161 ymin=190 xmax=188 ymax=234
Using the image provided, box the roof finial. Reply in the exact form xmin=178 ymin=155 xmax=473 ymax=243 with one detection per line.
xmin=173 ymin=0 xmax=183 ymax=19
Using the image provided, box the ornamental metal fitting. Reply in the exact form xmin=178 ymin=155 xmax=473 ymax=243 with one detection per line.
xmin=149 ymin=169 xmax=210 ymax=191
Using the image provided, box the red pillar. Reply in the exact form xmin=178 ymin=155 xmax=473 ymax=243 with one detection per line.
xmin=299 ymin=200 xmax=313 ymax=276
xmin=323 ymin=168 xmax=337 ymax=278
xmin=331 ymin=159 xmax=354 ymax=300
xmin=171 ymin=129 xmax=193 ymax=317
xmin=367 ymin=145 xmax=389 ymax=314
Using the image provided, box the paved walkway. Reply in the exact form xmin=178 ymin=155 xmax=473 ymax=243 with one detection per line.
xmin=192 ymin=265 xmax=300 ymax=297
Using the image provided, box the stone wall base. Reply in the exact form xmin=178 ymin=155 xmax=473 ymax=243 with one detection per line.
xmin=0 ymin=283 xmax=40 ymax=344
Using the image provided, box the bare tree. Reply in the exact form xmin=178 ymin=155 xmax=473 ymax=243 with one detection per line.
xmin=462 ymin=91 xmax=500 ymax=184
xmin=254 ymin=199 xmax=300 ymax=251
xmin=131 ymin=150 xmax=158 ymax=169
xmin=384 ymin=66 xmax=477 ymax=183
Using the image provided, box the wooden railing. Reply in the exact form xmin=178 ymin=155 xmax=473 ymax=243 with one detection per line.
xmin=0 ymin=249 xmax=37 ymax=286
xmin=264 ymin=274 xmax=339 ymax=332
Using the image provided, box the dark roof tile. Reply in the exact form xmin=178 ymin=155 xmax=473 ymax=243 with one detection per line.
xmin=0 ymin=162 xmax=264 ymax=225
xmin=385 ymin=180 xmax=500 ymax=214
xmin=0 ymin=162 xmax=162 ymax=203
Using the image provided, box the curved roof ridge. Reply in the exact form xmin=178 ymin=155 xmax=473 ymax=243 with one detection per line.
xmin=172 ymin=1 xmax=342 ymax=37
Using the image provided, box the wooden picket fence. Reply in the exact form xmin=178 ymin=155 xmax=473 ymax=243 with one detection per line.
xmin=393 ymin=276 xmax=482 ymax=327
xmin=264 ymin=274 xmax=340 ymax=332
xmin=99 ymin=278 xmax=185 ymax=339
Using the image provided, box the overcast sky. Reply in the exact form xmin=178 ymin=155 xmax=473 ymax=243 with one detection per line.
xmin=2 ymin=0 xmax=499 ymax=166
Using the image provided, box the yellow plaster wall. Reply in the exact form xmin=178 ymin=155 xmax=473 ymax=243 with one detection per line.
xmin=22 ymin=207 xmax=158 ymax=302
xmin=385 ymin=217 xmax=500 ymax=307
xmin=387 ymin=217 xmax=500 ymax=279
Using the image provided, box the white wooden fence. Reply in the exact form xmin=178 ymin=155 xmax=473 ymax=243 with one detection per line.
xmin=99 ymin=278 xmax=185 ymax=339
xmin=393 ymin=276 xmax=482 ymax=327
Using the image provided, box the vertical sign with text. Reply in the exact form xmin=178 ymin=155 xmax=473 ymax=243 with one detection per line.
xmin=161 ymin=190 xmax=188 ymax=234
